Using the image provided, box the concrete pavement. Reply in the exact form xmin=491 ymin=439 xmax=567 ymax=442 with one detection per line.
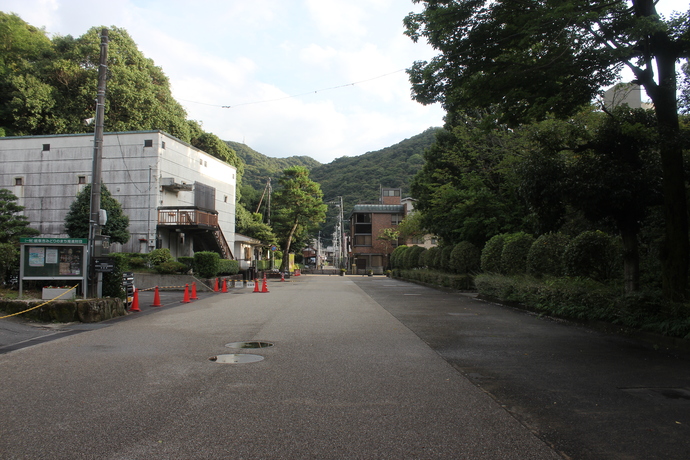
xmin=0 ymin=276 xmax=559 ymax=459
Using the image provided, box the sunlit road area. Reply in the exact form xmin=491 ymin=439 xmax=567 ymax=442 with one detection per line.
xmin=1 ymin=275 xmax=688 ymax=459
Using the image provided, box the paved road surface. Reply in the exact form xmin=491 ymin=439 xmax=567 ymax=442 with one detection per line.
xmin=0 ymin=276 xmax=558 ymax=459
xmin=1 ymin=275 xmax=688 ymax=459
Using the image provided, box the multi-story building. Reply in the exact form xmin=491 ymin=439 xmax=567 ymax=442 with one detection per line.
xmin=0 ymin=130 xmax=236 ymax=259
xmin=348 ymin=187 xmax=405 ymax=274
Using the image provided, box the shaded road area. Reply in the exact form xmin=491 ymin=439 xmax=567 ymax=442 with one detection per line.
xmin=0 ymin=276 xmax=558 ymax=459
xmin=353 ymin=276 xmax=690 ymax=460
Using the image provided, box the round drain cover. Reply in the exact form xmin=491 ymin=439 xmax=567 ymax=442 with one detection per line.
xmin=210 ymin=354 xmax=264 ymax=364
xmin=225 ymin=341 xmax=274 ymax=349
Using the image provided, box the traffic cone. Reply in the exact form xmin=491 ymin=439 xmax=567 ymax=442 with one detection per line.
xmin=253 ymin=278 xmax=260 ymax=293
xmin=191 ymin=282 xmax=199 ymax=300
xmin=182 ymin=284 xmax=191 ymax=303
xmin=213 ymin=278 xmax=219 ymax=292
xmin=281 ymin=272 xmax=285 ymax=282
xmin=129 ymin=288 xmax=140 ymax=312
xmin=151 ymin=286 xmax=162 ymax=307
xmin=222 ymin=278 xmax=228 ymax=293
xmin=261 ymin=277 xmax=269 ymax=293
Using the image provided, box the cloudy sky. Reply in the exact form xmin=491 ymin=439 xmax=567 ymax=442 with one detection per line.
xmin=1 ymin=0 xmax=446 ymax=163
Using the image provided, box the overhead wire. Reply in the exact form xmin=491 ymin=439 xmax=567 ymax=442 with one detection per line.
xmin=177 ymin=68 xmax=407 ymax=109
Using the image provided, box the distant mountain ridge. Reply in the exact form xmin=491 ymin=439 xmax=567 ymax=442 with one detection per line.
xmin=226 ymin=141 xmax=322 ymax=191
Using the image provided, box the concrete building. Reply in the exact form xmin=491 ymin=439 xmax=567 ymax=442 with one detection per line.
xmin=0 ymin=130 xmax=236 ymax=259
xmin=348 ymin=187 xmax=405 ymax=275
xmin=401 ymin=196 xmax=438 ymax=249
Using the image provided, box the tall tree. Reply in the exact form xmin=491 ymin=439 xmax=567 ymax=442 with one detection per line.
xmin=271 ymin=167 xmax=327 ymax=271
xmin=405 ymin=0 xmax=690 ymax=300
xmin=64 ymin=184 xmax=130 ymax=244
xmin=0 ymin=188 xmax=39 ymax=243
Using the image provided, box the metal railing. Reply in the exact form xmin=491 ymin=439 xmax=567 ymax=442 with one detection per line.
xmin=157 ymin=207 xmax=218 ymax=228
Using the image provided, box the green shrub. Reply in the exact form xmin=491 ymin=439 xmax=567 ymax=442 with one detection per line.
xmin=218 ymin=259 xmax=240 ymax=275
xmin=501 ymin=232 xmax=535 ymax=275
xmin=481 ymin=234 xmax=506 ymax=273
xmin=440 ymin=246 xmax=453 ymax=272
xmin=404 ymin=245 xmax=425 ymax=269
xmin=128 ymin=256 xmax=147 ymax=269
xmin=148 ymin=248 xmax=172 ymax=266
xmin=391 ymin=246 xmax=409 ymax=269
xmin=177 ymin=256 xmax=194 ymax=272
xmin=527 ymin=233 xmax=570 ymax=277
xmin=194 ymin=251 xmax=220 ymax=278
xmin=155 ymin=261 xmax=187 ymax=274
xmin=102 ymin=252 xmax=127 ymax=299
xmin=423 ymin=246 xmax=440 ymax=269
xmin=450 ymin=241 xmax=481 ymax=274
xmin=563 ymin=231 xmax=618 ymax=282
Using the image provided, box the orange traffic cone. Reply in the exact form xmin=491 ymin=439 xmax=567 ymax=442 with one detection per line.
xmin=151 ymin=286 xmax=162 ymax=307
xmin=253 ymin=278 xmax=260 ymax=293
xmin=261 ymin=277 xmax=269 ymax=293
xmin=129 ymin=288 xmax=140 ymax=312
xmin=182 ymin=284 xmax=191 ymax=303
xmin=191 ymin=282 xmax=199 ymax=300
xmin=281 ymin=272 xmax=285 ymax=282
xmin=222 ymin=278 xmax=228 ymax=293
xmin=213 ymin=278 xmax=219 ymax=292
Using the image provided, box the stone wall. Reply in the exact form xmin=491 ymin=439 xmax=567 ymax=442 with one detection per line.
xmin=0 ymin=298 xmax=125 ymax=323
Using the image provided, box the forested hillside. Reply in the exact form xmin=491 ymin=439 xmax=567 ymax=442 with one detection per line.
xmin=310 ymin=127 xmax=439 ymax=207
xmin=228 ymin=141 xmax=321 ymax=191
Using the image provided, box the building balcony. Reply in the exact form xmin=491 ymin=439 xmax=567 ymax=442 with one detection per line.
xmin=157 ymin=206 xmax=218 ymax=230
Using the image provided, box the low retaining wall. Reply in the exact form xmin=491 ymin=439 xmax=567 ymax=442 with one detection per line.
xmin=1 ymin=298 xmax=125 ymax=323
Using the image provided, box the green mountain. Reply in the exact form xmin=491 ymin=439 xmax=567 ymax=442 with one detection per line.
xmin=311 ymin=128 xmax=439 ymax=210
xmin=227 ymin=141 xmax=321 ymax=191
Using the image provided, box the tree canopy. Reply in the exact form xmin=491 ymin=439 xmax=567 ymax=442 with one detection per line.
xmin=0 ymin=188 xmax=39 ymax=243
xmin=405 ymin=0 xmax=690 ymax=300
xmin=64 ymin=184 xmax=130 ymax=244
xmin=271 ymin=167 xmax=327 ymax=271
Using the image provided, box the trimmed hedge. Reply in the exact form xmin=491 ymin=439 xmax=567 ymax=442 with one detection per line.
xmin=527 ymin=232 xmax=570 ymax=277
xmin=450 ymin=241 xmax=481 ymax=274
xmin=194 ymin=251 xmax=220 ymax=278
xmin=563 ymin=230 xmax=619 ymax=282
xmin=218 ymin=259 xmax=240 ymax=275
xmin=148 ymin=248 xmax=172 ymax=266
xmin=155 ymin=261 xmax=187 ymax=274
xmin=481 ymin=234 xmax=506 ymax=273
xmin=394 ymin=268 xmax=474 ymax=291
xmin=500 ymin=232 xmax=535 ymax=275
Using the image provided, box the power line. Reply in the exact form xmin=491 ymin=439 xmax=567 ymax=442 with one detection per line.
xmin=177 ymin=68 xmax=407 ymax=109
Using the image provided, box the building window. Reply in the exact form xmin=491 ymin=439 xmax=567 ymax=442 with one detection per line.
xmin=14 ymin=177 xmax=23 ymax=186
xmin=161 ymin=141 xmax=166 ymax=149
xmin=391 ymin=214 xmax=403 ymax=226
xmin=224 ymin=195 xmax=228 ymax=203
xmin=412 ymin=236 xmax=425 ymax=244
xmin=354 ymin=235 xmax=372 ymax=246
xmin=78 ymin=176 xmax=86 ymax=184
xmin=382 ymin=189 xmax=400 ymax=197
xmin=42 ymin=144 xmax=50 ymax=151
xmin=200 ymin=159 xmax=203 ymax=165
xmin=354 ymin=213 xmax=372 ymax=235
xmin=144 ymin=139 xmax=153 ymax=147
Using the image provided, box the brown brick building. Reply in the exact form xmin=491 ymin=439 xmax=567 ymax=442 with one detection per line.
xmin=348 ymin=188 xmax=405 ymax=274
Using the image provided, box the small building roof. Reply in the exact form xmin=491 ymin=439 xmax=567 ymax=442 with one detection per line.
xmin=350 ymin=204 xmax=404 ymax=216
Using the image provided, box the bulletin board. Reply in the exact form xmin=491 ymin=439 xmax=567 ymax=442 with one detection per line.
xmin=19 ymin=238 xmax=88 ymax=280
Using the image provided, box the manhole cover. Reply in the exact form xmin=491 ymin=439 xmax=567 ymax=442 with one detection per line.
xmin=209 ymin=354 xmax=264 ymax=364
xmin=225 ymin=341 xmax=274 ymax=349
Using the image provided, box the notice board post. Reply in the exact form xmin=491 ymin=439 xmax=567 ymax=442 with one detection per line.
xmin=19 ymin=238 xmax=88 ymax=299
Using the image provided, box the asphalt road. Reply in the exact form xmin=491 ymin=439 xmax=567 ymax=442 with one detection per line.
xmin=0 ymin=275 xmax=687 ymax=459
xmin=0 ymin=276 xmax=558 ymax=459
xmin=352 ymin=277 xmax=690 ymax=460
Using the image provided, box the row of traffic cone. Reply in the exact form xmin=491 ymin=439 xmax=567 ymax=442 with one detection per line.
xmin=253 ymin=275 xmax=269 ymax=293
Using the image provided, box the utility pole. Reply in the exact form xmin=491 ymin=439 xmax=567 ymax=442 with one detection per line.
xmin=87 ymin=28 xmax=109 ymax=298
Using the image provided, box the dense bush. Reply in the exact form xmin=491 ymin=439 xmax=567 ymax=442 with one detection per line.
xmin=102 ymin=252 xmax=127 ymax=299
xmin=218 ymin=259 xmax=240 ymax=275
xmin=390 ymin=245 xmax=409 ymax=269
xmin=155 ymin=261 xmax=187 ymax=274
xmin=449 ymin=241 xmax=481 ymax=274
xmin=481 ymin=234 xmax=506 ymax=273
xmin=177 ymin=256 xmax=194 ymax=273
xmin=394 ymin=268 xmax=475 ymax=290
xmin=500 ymin=232 xmax=535 ymax=275
xmin=194 ymin=251 xmax=220 ymax=278
xmin=440 ymin=246 xmax=453 ymax=272
xmin=527 ymin=232 xmax=570 ymax=277
xmin=148 ymin=248 xmax=172 ymax=266
xmin=563 ymin=230 xmax=619 ymax=282
xmin=423 ymin=246 xmax=440 ymax=269
xmin=404 ymin=245 xmax=426 ymax=269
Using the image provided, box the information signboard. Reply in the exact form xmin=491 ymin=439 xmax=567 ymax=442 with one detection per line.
xmin=19 ymin=238 xmax=88 ymax=299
